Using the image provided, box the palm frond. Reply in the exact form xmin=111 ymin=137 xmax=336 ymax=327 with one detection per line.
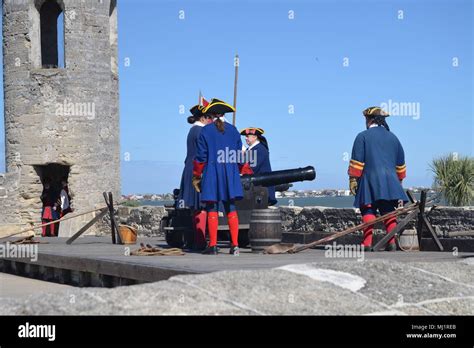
xmin=430 ymin=154 xmax=474 ymax=206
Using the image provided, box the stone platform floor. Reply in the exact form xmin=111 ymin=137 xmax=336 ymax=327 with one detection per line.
xmin=1 ymin=258 xmax=473 ymax=315
xmin=0 ymin=236 xmax=473 ymax=315
xmin=1 ymin=236 xmax=472 ymax=282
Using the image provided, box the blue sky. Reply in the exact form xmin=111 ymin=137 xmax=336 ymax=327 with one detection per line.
xmin=1 ymin=0 xmax=473 ymax=194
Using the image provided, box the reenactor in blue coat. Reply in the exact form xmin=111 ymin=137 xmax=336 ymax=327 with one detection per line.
xmin=178 ymin=100 xmax=212 ymax=250
xmin=348 ymin=106 xmax=408 ymax=251
xmin=241 ymin=127 xmax=277 ymax=205
xmin=192 ymin=99 xmax=252 ymax=255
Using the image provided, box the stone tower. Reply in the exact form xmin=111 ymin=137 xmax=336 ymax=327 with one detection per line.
xmin=0 ymin=0 xmax=120 ymax=233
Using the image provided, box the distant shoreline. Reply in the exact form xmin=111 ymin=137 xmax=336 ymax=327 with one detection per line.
xmin=122 ymin=190 xmax=439 ymax=209
xmin=125 ymin=195 xmax=427 ymax=209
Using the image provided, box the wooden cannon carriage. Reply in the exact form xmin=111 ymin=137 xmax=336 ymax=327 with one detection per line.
xmin=160 ymin=166 xmax=316 ymax=248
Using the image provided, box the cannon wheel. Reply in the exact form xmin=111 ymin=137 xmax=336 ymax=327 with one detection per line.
xmin=163 ymin=218 xmax=250 ymax=248
xmin=161 ymin=216 xmax=186 ymax=248
xmin=165 ymin=230 xmax=186 ymax=249
xmin=160 ymin=216 xmax=170 ymax=234
xmin=167 ymin=230 xmax=249 ymax=248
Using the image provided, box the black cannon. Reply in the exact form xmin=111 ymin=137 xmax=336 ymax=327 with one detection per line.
xmin=161 ymin=166 xmax=316 ymax=248
xmin=241 ymin=166 xmax=316 ymax=189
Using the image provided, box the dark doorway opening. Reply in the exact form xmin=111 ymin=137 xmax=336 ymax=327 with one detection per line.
xmin=34 ymin=163 xmax=70 ymax=236
xmin=34 ymin=163 xmax=70 ymax=191
xmin=34 ymin=163 xmax=71 ymax=201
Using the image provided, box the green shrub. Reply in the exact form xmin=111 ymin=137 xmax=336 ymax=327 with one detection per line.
xmin=430 ymin=154 xmax=474 ymax=206
xmin=122 ymin=200 xmax=141 ymax=207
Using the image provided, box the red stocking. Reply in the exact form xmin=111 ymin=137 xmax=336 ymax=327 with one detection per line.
xmin=207 ymin=212 xmax=219 ymax=247
xmin=384 ymin=216 xmax=397 ymax=245
xmin=362 ymin=214 xmax=376 ymax=247
xmin=227 ymin=211 xmax=239 ymax=247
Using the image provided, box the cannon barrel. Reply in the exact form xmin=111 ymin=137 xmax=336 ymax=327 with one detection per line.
xmin=274 ymin=183 xmax=292 ymax=192
xmin=241 ymin=166 xmax=316 ymax=188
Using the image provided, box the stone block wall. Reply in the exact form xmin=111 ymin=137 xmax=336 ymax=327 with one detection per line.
xmin=279 ymin=206 xmax=474 ymax=237
xmin=1 ymin=0 xmax=120 ymax=229
xmin=113 ymin=205 xmax=474 ymax=238
xmin=0 ymin=171 xmax=22 ymax=225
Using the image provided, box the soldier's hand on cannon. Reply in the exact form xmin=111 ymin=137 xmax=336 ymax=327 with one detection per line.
xmin=349 ymin=177 xmax=358 ymax=195
xmin=192 ymin=175 xmax=202 ymax=193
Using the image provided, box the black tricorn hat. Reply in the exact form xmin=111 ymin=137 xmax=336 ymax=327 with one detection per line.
xmin=190 ymin=104 xmax=205 ymax=117
xmin=240 ymin=127 xmax=265 ymax=136
xmin=202 ymin=98 xmax=235 ymax=115
xmin=187 ymin=104 xmax=205 ymax=124
xmin=363 ymin=106 xmax=390 ymax=117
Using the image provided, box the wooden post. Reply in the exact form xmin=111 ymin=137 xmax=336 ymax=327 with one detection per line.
xmin=372 ymin=210 xmax=418 ymax=251
xmin=406 ymin=190 xmax=417 ymax=204
xmin=66 ymin=208 xmax=108 ymax=245
xmin=232 ymin=54 xmax=239 ymax=126
xmin=416 ymin=190 xmax=426 ymax=248
xmin=109 ymin=192 xmax=122 ymax=245
xmin=104 ymin=192 xmax=116 ymax=244
xmin=416 ymin=190 xmax=443 ymax=251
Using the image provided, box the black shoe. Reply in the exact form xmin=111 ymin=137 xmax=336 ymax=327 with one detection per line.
xmin=385 ymin=243 xmax=397 ymax=251
xmin=202 ymin=246 xmax=218 ymax=255
xmin=229 ymin=245 xmax=240 ymax=256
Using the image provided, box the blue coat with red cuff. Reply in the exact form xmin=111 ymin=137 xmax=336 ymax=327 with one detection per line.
xmin=246 ymin=142 xmax=277 ymax=205
xmin=194 ymin=121 xmax=245 ymax=203
xmin=178 ymin=125 xmax=204 ymax=209
xmin=348 ymin=126 xmax=408 ymax=208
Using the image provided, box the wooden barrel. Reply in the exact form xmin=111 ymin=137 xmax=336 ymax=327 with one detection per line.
xmin=398 ymin=229 xmax=419 ymax=251
xmin=118 ymin=225 xmax=137 ymax=245
xmin=249 ymin=208 xmax=282 ymax=253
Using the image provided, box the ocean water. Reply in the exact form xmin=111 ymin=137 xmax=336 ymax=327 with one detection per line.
xmin=139 ymin=193 xmax=430 ymax=208
xmin=140 ymin=196 xmax=356 ymax=208
xmin=275 ymin=196 xmax=355 ymax=208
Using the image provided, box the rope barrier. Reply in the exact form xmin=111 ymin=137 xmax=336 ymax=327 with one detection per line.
xmin=130 ymin=243 xmax=184 ymax=256
xmin=0 ymin=200 xmax=126 ymax=242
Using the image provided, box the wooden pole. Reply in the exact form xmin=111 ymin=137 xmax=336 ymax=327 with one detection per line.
xmin=66 ymin=208 xmax=108 ymax=245
xmin=109 ymin=192 xmax=122 ymax=245
xmin=104 ymin=192 xmax=116 ymax=244
xmin=289 ymin=202 xmax=420 ymax=254
xmin=0 ymin=205 xmax=109 ymax=241
xmin=232 ymin=54 xmax=239 ymax=126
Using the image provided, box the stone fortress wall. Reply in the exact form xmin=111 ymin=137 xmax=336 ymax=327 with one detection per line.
xmin=1 ymin=0 xmax=120 ymax=235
